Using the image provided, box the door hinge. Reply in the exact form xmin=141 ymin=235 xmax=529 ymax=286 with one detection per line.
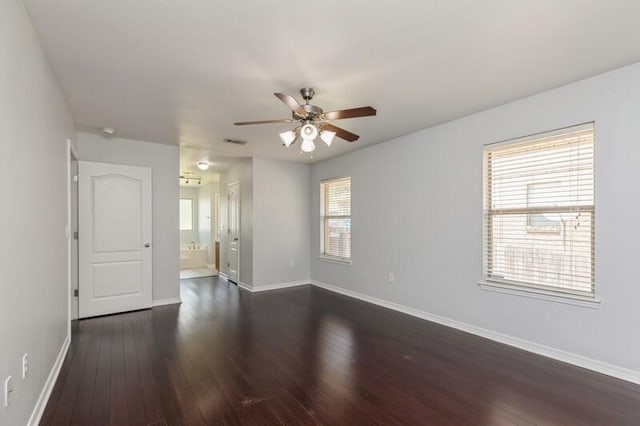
xmin=73 ymin=289 xmax=79 ymax=297
xmin=73 ymin=174 xmax=78 ymax=183
xmin=73 ymin=231 xmax=79 ymax=240
xmin=227 ymin=262 xmax=230 ymax=267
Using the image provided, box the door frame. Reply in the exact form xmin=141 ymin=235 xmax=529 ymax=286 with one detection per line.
xmin=227 ymin=181 xmax=240 ymax=284
xmin=66 ymin=139 xmax=78 ymax=335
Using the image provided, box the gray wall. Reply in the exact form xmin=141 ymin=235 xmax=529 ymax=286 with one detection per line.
xmin=219 ymin=159 xmax=253 ymax=286
xmin=311 ymin=61 xmax=640 ymax=374
xmin=77 ymin=132 xmax=180 ymax=302
xmin=0 ymin=1 xmax=75 ymax=423
xmin=197 ymin=182 xmax=212 ymax=260
xmin=253 ymin=158 xmax=311 ymax=287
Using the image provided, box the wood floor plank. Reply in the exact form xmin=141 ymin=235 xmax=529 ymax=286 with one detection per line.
xmin=48 ymin=318 xmax=100 ymax=425
xmin=123 ymin=314 xmax=146 ymax=425
xmin=90 ymin=315 xmax=113 ymax=425
xmin=41 ymin=277 xmax=640 ymax=425
xmin=131 ymin=309 xmax=166 ymax=424
xmin=109 ymin=313 xmax=129 ymax=426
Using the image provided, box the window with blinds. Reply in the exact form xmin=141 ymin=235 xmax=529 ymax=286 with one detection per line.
xmin=320 ymin=176 xmax=351 ymax=260
xmin=483 ymin=123 xmax=594 ymax=296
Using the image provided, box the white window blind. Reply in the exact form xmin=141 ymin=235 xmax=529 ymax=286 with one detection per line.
xmin=321 ymin=176 xmax=351 ymax=260
xmin=483 ymin=124 xmax=595 ymax=296
xmin=179 ymin=198 xmax=193 ymax=231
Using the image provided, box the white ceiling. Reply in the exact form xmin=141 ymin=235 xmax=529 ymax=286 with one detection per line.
xmin=24 ymin=0 xmax=640 ymax=164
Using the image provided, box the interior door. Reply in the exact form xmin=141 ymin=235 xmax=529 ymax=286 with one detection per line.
xmin=227 ymin=182 xmax=240 ymax=284
xmin=78 ymin=161 xmax=152 ymax=318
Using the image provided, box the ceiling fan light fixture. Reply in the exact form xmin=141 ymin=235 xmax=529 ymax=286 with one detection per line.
xmin=301 ymin=138 xmax=316 ymax=153
xmin=197 ymin=161 xmax=210 ymax=170
xmin=301 ymin=123 xmax=318 ymax=141
xmin=279 ymin=130 xmax=297 ymax=147
xmin=320 ymin=130 xmax=336 ymax=147
xmin=233 ymin=88 xmax=375 ymax=149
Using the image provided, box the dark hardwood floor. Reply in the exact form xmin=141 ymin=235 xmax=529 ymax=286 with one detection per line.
xmin=41 ymin=278 xmax=640 ymax=425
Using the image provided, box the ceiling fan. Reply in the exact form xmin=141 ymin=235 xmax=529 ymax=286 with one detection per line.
xmin=234 ymin=88 xmax=376 ymax=152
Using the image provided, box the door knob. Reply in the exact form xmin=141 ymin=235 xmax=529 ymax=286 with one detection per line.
xmin=144 ymin=243 xmax=151 ymax=248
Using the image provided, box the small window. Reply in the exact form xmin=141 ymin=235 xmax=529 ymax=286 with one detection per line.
xmin=179 ymin=198 xmax=193 ymax=231
xmin=320 ymin=176 xmax=351 ymax=261
xmin=483 ymin=123 xmax=595 ymax=296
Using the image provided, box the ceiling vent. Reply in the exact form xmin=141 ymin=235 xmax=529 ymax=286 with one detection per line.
xmin=223 ymin=138 xmax=247 ymax=145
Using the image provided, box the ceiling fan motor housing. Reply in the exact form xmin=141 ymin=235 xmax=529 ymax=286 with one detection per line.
xmin=300 ymin=87 xmax=315 ymax=101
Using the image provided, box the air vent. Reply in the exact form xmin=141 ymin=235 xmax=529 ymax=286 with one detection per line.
xmin=223 ymin=138 xmax=247 ymax=145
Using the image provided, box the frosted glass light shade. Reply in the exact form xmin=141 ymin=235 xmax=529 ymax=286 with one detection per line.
xmin=320 ymin=130 xmax=336 ymax=147
xmin=279 ymin=130 xmax=296 ymax=147
xmin=197 ymin=161 xmax=209 ymax=170
xmin=301 ymin=123 xmax=318 ymax=141
xmin=301 ymin=138 xmax=316 ymax=153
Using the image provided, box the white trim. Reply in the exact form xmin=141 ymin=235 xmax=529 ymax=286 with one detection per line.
xmin=318 ymin=255 xmax=352 ymax=265
xmin=152 ymin=297 xmax=182 ymax=307
xmin=219 ymin=272 xmax=228 ymax=280
xmin=237 ymin=281 xmax=252 ymax=292
xmin=310 ymin=280 xmax=640 ymax=385
xmin=66 ymin=141 xmax=71 ymax=333
xmin=249 ymin=280 xmax=310 ymax=293
xmin=28 ymin=333 xmax=71 ymax=426
xmin=478 ymin=281 xmax=601 ymax=308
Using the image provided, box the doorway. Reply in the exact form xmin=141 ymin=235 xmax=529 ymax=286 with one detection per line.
xmin=178 ymin=177 xmax=219 ymax=279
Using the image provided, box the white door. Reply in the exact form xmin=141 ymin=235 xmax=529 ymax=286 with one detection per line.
xmin=227 ymin=182 xmax=240 ymax=283
xmin=78 ymin=161 xmax=152 ymax=318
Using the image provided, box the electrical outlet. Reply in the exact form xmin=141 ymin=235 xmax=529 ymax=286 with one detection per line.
xmin=3 ymin=376 xmax=12 ymax=407
xmin=388 ymin=273 xmax=395 ymax=283
xmin=22 ymin=353 xmax=28 ymax=379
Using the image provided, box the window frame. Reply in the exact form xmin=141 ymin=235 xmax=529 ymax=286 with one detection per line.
xmin=320 ymin=176 xmax=352 ymax=264
xmin=481 ymin=123 xmax=596 ymax=302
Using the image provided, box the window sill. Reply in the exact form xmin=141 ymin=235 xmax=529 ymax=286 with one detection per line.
xmin=477 ymin=280 xmax=601 ymax=309
xmin=318 ymin=256 xmax=352 ymax=266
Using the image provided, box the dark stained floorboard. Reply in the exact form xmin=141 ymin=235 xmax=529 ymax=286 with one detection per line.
xmin=41 ymin=277 xmax=640 ymax=425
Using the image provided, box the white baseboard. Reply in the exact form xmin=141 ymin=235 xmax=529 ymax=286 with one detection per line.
xmin=237 ymin=281 xmax=252 ymax=292
xmin=152 ymin=297 xmax=182 ymax=307
xmin=219 ymin=272 xmax=228 ymax=280
xmin=249 ymin=280 xmax=310 ymax=293
xmin=311 ymin=280 xmax=640 ymax=385
xmin=28 ymin=333 xmax=71 ymax=426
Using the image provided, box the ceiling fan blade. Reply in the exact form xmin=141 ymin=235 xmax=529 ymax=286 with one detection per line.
xmin=234 ymin=118 xmax=296 ymax=126
xmin=323 ymin=106 xmax=376 ymax=121
xmin=321 ymin=123 xmax=360 ymax=142
xmin=274 ymin=92 xmax=308 ymax=118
